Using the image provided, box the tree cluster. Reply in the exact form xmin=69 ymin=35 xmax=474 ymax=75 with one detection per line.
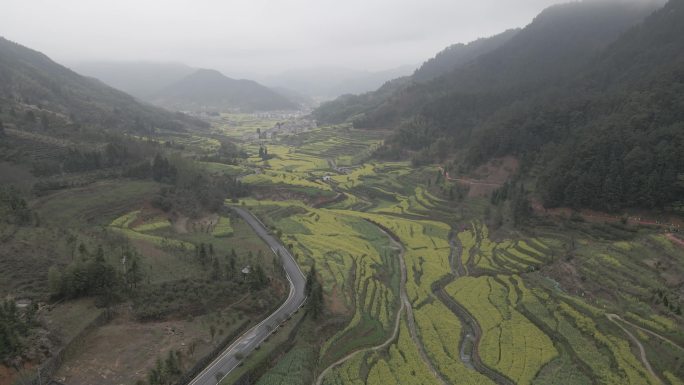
xmin=0 ymin=300 xmax=36 ymax=364
xmin=199 ymin=140 xmax=248 ymax=165
xmin=140 ymin=350 xmax=183 ymax=385
xmin=305 ymin=264 xmax=324 ymax=319
xmin=151 ymin=162 xmax=248 ymax=215
xmin=151 ymin=154 xmax=177 ymax=183
xmin=47 ymin=245 xmax=135 ymax=306
xmin=489 ymin=181 xmax=532 ymax=228
xmin=0 ymin=186 xmax=32 ymax=225
xmin=258 ymin=145 xmax=272 ymax=161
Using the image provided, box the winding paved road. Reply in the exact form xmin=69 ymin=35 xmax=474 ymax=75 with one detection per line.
xmin=189 ymin=207 xmax=306 ymax=385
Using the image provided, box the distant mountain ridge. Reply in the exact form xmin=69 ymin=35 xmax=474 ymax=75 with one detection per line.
xmin=149 ymin=68 xmax=298 ymax=112
xmin=311 ymin=29 xmax=520 ymax=125
xmin=412 ymin=29 xmax=519 ymax=82
xmin=71 ymin=61 xmax=195 ymax=100
xmin=261 ymin=65 xmax=417 ymax=101
xmin=0 ymin=37 xmax=206 ymax=133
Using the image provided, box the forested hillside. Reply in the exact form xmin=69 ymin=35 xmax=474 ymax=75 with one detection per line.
xmin=0 ymin=38 xmax=207 ymax=134
xmin=312 ymin=29 xmax=520 ymax=126
xmin=313 ymin=0 xmax=682 ymax=212
xmin=412 ymin=29 xmax=519 ymax=82
xmin=467 ymin=0 xmax=684 ymax=211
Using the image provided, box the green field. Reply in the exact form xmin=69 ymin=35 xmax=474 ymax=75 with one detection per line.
xmin=228 ymin=120 xmax=683 ymax=385
xmin=9 ymin=114 xmax=680 ymax=385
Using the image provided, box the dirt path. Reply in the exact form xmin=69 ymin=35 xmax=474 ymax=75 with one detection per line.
xmin=315 ymin=225 xmax=447 ymax=385
xmin=606 ymin=314 xmax=662 ymax=384
xmin=666 ymin=233 xmax=684 ymax=249
xmin=530 ymin=199 xmax=683 ymax=231
xmin=313 ymin=231 xmax=406 ymax=385
xmin=607 ymin=314 xmax=684 ymax=352
xmin=438 ymin=166 xmax=503 ymax=187
xmin=391 ymin=233 xmax=447 ymax=385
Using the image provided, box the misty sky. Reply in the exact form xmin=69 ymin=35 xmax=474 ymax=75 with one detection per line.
xmin=1 ymin=0 xmax=570 ymax=77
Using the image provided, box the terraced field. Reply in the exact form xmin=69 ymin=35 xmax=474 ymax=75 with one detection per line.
xmin=214 ymin=113 xmax=281 ymax=140
xmin=446 ymin=276 xmax=557 ymax=384
xmin=279 ymin=125 xmax=387 ymax=166
xmin=109 ymin=210 xmax=194 ymax=250
xmin=228 ymin=123 xmax=683 ymax=385
xmin=242 ymin=201 xmax=401 ymax=366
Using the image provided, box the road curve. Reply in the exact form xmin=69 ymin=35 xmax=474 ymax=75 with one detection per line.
xmin=189 ymin=207 xmax=307 ymax=385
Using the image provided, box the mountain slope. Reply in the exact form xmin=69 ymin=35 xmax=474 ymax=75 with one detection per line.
xmin=151 ymin=69 xmax=298 ymax=112
xmin=517 ymin=0 xmax=684 ymax=210
xmin=314 ymin=0 xmax=682 ymax=212
xmin=424 ymin=0 xmax=681 ymax=211
xmin=312 ymin=30 xmax=519 ymax=125
xmin=412 ymin=29 xmax=519 ymax=82
xmin=70 ymin=61 xmax=195 ymax=100
xmin=347 ymin=0 xmax=663 ymax=130
xmin=0 ymin=37 xmax=206 ymax=133
xmin=453 ymin=0 xmax=682 ymax=210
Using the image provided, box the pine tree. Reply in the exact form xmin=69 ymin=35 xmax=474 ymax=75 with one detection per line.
xmin=211 ymin=258 xmax=221 ymax=281
xmin=198 ymin=243 xmax=207 ymax=267
xmin=251 ymin=264 xmax=267 ymax=289
xmin=128 ymin=255 xmax=142 ymax=289
xmin=164 ymin=350 xmax=180 ymax=377
xmin=305 ymin=263 xmax=316 ymax=296
xmin=95 ymin=245 xmax=105 ymax=262
xmin=309 ymin=281 xmax=324 ymax=319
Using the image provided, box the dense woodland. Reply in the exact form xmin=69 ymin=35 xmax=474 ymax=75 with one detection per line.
xmin=316 ymin=0 xmax=684 ymax=212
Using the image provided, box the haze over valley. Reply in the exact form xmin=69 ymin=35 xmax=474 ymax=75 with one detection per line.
xmin=0 ymin=1 xmax=682 ymax=385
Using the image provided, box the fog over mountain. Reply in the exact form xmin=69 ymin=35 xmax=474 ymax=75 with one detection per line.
xmin=2 ymin=0 xmax=574 ymax=76
xmin=71 ymin=61 xmax=195 ymax=100
xmin=259 ymin=65 xmax=418 ymax=101
xmin=1 ymin=2 xmax=683 ymax=385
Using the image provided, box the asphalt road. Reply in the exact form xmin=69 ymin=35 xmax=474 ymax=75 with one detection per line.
xmin=188 ymin=207 xmax=307 ymax=385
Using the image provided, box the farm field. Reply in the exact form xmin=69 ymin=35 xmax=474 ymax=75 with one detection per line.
xmin=231 ymin=122 xmax=684 ymax=385
xmin=4 ymin=4 xmax=684 ymax=385
xmin=3 ymin=117 xmax=681 ymax=385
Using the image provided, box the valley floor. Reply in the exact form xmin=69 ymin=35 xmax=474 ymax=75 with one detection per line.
xmin=1 ymin=118 xmax=682 ymax=385
xmin=209 ymin=121 xmax=683 ymax=385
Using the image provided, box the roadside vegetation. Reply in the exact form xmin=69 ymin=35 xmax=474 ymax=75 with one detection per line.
xmin=2 ymin=111 xmax=682 ymax=385
xmin=0 ymin=122 xmax=285 ymax=385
